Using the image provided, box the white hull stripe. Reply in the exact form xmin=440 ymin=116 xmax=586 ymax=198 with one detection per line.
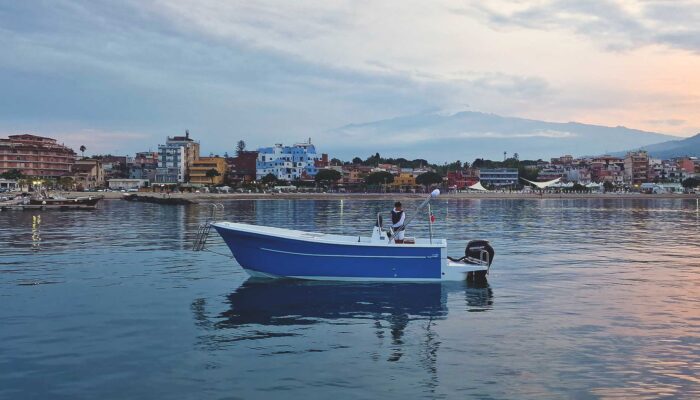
xmin=259 ymin=247 xmax=440 ymax=259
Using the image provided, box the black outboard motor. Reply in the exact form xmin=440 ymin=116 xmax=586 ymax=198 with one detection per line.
xmin=465 ymin=240 xmax=494 ymax=266
xmin=447 ymin=240 xmax=495 ymax=283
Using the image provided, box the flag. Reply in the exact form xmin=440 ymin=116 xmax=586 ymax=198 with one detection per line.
xmin=430 ymin=213 xmax=435 ymax=223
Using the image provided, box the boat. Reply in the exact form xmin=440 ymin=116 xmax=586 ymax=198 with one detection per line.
xmin=210 ymin=190 xmax=495 ymax=282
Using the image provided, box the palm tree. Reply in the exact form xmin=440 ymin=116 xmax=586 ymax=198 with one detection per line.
xmin=79 ymin=145 xmax=86 ymax=158
xmin=205 ymin=169 xmax=221 ymax=185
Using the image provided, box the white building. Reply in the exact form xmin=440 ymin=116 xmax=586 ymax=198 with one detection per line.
xmin=108 ymin=179 xmax=149 ymax=190
xmin=154 ymin=131 xmax=200 ymax=184
xmin=256 ymin=140 xmax=321 ymax=181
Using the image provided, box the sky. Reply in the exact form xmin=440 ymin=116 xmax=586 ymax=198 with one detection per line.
xmin=1 ymin=0 xmax=699 ymax=159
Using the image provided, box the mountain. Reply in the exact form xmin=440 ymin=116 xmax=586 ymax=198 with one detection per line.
xmin=632 ymin=133 xmax=700 ymax=159
xmin=324 ymin=111 xmax=679 ymax=163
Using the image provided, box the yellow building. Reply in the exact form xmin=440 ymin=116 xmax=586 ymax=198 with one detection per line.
xmin=189 ymin=157 xmax=227 ymax=185
xmin=390 ymin=173 xmax=416 ymax=189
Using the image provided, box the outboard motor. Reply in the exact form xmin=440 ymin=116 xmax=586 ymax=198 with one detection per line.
xmin=465 ymin=240 xmax=495 ymax=266
xmin=448 ymin=240 xmax=495 ymax=283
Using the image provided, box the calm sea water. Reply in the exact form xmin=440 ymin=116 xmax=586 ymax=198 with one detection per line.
xmin=2 ymin=198 xmax=699 ymax=399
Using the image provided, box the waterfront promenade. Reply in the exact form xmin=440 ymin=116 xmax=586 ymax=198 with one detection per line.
xmin=62 ymin=190 xmax=700 ymax=201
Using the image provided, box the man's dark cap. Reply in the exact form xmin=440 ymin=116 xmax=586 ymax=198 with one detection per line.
xmin=394 ymin=201 xmax=402 ymax=208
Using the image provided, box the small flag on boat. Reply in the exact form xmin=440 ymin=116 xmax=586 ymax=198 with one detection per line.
xmin=430 ymin=212 xmax=435 ymax=223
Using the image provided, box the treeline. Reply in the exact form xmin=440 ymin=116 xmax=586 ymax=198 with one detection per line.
xmin=332 ymin=152 xmax=542 ymax=179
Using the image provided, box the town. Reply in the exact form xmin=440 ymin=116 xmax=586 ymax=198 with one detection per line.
xmin=1 ymin=131 xmax=699 ymax=194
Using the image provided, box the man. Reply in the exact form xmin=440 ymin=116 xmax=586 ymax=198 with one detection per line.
xmin=391 ymin=201 xmax=406 ymax=244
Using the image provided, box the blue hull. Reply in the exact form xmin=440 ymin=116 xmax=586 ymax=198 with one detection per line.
xmin=213 ymin=225 xmax=444 ymax=281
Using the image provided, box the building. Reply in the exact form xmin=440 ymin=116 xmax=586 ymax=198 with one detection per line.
xmin=0 ymin=179 xmax=18 ymax=191
xmin=0 ymin=134 xmax=76 ymax=178
xmin=108 ymin=179 xmax=149 ymax=190
xmin=551 ymin=155 xmax=574 ymax=165
xmin=130 ymin=151 xmax=158 ymax=181
xmin=390 ymin=173 xmax=417 ymax=190
xmin=256 ymin=140 xmax=322 ymax=181
xmin=624 ymin=151 xmax=649 ymax=185
xmin=478 ymin=168 xmax=519 ymax=187
xmin=446 ymin=170 xmax=478 ymax=189
xmin=227 ymin=150 xmax=258 ymax=184
xmin=189 ymin=157 xmax=227 ymax=186
xmin=73 ymin=159 xmax=105 ymax=190
xmin=590 ymin=156 xmax=624 ymax=184
xmin=154 ymin=131 xmax=200 ymax=184
xmin=678 ymin=158 xmax=697 ymax=176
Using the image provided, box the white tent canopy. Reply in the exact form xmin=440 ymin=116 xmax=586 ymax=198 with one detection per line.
xmin=468 ymin=181 xmax=488 ymax=191
xmin=520 ymin=177 xmax=562 ymax=189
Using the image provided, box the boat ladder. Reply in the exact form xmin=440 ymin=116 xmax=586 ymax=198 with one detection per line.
xmin=193 ymin=203 xmax=224 ymax=251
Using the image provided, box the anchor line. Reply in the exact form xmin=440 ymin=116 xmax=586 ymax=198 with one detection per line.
xmin=203 ymin=247 xmax=234 ymax=258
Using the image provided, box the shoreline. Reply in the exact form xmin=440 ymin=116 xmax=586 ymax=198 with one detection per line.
xmin=62 ymin=191 xmax=700 ymax=201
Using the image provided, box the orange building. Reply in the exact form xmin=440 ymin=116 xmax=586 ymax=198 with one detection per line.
xmin=0 ymin=134 xmax=76 ymax=178
xmin=190 ymin=157 xmax=227 ymax=185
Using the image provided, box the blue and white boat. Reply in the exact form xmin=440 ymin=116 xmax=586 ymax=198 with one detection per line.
xmin=211 ymin=190 xmax=494 ymax=282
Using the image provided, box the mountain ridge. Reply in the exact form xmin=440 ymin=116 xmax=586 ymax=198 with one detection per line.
xmin=325 ymin=111 xmax=680 ymax=162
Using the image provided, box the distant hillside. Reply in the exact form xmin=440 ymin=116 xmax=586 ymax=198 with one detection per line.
xmin=633 ymin=133 xmax=700 ymax=159
xmin=324 ymin=111 xmax=678 ymax=163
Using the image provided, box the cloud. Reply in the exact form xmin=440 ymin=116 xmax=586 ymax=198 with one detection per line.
xmin=0 ymin=0 xmax=698 ymax=160
xmin=465 ymin=0 xmax=700 ymax=54
xmin=645 ymin=119 xmax=686 ymax=127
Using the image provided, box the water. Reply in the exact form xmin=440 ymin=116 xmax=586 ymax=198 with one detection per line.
xmin=1 ymin=198 xmax=699 ymax=399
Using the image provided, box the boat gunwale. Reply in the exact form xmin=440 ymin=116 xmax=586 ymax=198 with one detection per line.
xmin=212 ymin=221 xmax=447 ymax=249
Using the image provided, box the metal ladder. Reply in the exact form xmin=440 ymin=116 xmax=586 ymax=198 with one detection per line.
xmin=193 ymin=203 xmax=224 ymax=251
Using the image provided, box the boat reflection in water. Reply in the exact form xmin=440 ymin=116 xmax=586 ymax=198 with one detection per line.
xmin=191 ymin=280 xmax=493 ymax=365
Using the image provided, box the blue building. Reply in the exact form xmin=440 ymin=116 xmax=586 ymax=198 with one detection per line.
xmin=478 ymin=168 xmax=519 ymax=187
xmin=256 ymin=140 xmax=322 ymax=181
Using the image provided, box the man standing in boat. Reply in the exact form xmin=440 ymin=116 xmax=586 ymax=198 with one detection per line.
xmin=391 ymin=201 xmax=406 ymax=244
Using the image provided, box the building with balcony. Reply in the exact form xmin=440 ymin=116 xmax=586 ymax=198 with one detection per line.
xmin=390 ymin=173 xmax=417 ymax=190
xmin=154 ymin=131 xmax=200 ymax=184
xmin=0 ymin=134 xmax=76 ymax=178
xmin=227 ymin=150 xmax=258 ymax=183
xmin=478 ymin=168 xmax=519 ymax=187
xmin=73 ymin=159 xmax=105 ymax=190
xmin=256 ymin=140 xmax=322 ymax=181
xmin=189 ymin=157 xmax=227 ymax=186
xmin=624 ymin=151 xmax=649 ymax=185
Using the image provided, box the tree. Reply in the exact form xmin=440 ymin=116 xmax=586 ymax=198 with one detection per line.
xmin=59 ymin=176 xmax=74 ymax=190
xmin=314 ymin=169 xmax=342 ymax=186
xmin=416 ymin=171 xmax=443 ymax=186
xmin=365 ymin=152 xmax=381 ymax=166
xmin=365 ymin=171 xmax=394 ymax=186
xmin=519 ymin=166 xmax=539 ymax=182
xmin=205 ymin=168 xmax=221 ymax=185
xmin=352 ymin=157 xmax=362 ymax=165
xmin=682 ymin=177 xmax=699 ymax=189
xmin=261 ymin=173 xmax=278 ymax=186
xmin=0 ymin=168 xmax=24 ymax=180
xmin=330 ymin=158 xmax=342 ymax=166
xmin=603 ymin=181 xmax=614 ymax=192
xmin=80 ymin=145 xmax=86 ymax=158
xmin=236 ymin=140 xmax=246 ymax=155
xmin=571 ymin=183 xmax=588 ymax=192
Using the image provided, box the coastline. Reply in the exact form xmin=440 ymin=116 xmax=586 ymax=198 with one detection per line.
xmin=63 ymin=191 xmax=700 ymax=201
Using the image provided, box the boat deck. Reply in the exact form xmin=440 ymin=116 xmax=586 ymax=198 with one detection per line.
xmin=213 ymin=222 xmax=447 ymax=247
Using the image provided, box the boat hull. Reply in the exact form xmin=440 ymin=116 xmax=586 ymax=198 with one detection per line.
xmin=212 ymin=223 xmax=488 ymax=282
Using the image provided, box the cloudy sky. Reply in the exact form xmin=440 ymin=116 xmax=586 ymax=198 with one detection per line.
xmin=1 ymin=0 xmax=699 ymax=158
